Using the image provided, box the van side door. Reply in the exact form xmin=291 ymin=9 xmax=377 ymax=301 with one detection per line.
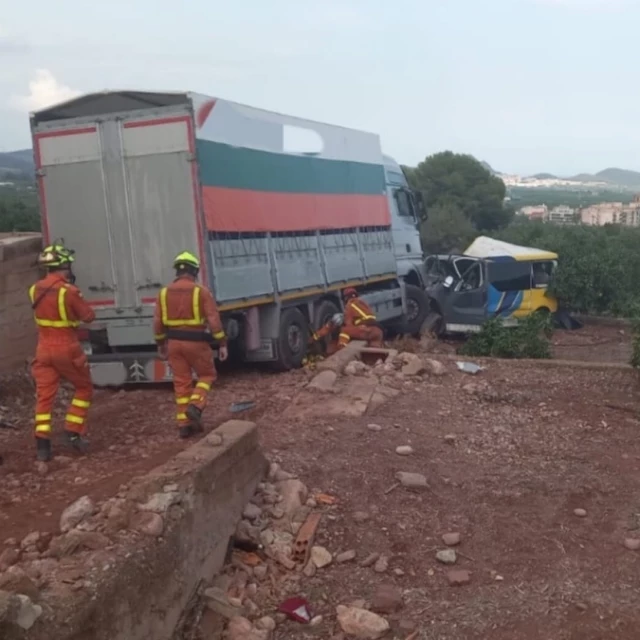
xmin=486 ymin=259 xmax=533 ymax=319
xmin=441 ymin=258 xmax=487 ymax=332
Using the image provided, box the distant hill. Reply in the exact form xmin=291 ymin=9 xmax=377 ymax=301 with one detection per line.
xmin=0 ymin=149 xmax=34 ymax=179
xmin=569 ymin=167 xmax=640 ymax=189
xmin=532 ymin=172 xmax=557 ymax=180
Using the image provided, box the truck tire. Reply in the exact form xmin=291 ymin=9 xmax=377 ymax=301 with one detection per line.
xmin=273 ymin=307 xmax=309 ymax=371
xmin=404 ymin=284 xmax=430 ymax=336
xmin=314 ymin=299 xmax=340 ymax=329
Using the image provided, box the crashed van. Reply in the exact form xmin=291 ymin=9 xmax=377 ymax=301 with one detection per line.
xmin=424 ymin=236 xmax=559 ymax=335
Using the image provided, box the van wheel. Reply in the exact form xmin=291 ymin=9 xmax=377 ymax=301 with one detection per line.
xmin=273 ymin=307 xmax=309 ymax=371
xmin=404 ymin=284 xmax=430 ymax=336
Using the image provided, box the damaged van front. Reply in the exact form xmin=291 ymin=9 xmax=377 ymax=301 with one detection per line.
xmin=424 ymin=237 xmax=559 ymax=336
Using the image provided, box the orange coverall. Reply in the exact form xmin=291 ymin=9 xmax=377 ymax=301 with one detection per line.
xmin=29 ymin=273 xmax=95 ymax=439
xmin=153 ymin=276 xmax=226 ymax=429
xmin=338 ymin=297 xmax=384 ymax=348
xmin=310 ymin=322 xmax=341 ymax=356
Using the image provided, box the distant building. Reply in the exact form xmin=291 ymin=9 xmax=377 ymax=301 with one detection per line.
xmin=548 ymin=205 xmax=576 ymax=225
xmin=518 ymin=205 xmax=548 ymax=221
xmin=580 ymin=196 xmax=640 ymax=227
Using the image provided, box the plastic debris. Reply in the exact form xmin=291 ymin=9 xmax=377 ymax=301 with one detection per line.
xmin=456 ymin=361 xmax=483 ymax=375
xmin=229 ymin=400 xmax=256 ymax=413
xmin=278 ymin=596 xmax=312 ymax=623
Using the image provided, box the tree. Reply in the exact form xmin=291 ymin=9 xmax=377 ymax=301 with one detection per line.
xmin=420 ymin=203 xmax=476 ymax=254
xmin=409 ymin=151 xmax=514 ymax=233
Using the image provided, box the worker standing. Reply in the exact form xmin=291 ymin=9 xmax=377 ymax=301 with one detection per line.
xmin=153 ymin=252 xmax=228 ymax=439
xmin=338 ymin=287 xmax=384 ymax=349
xmin=30 ymin=244 xmax=95 ymax=462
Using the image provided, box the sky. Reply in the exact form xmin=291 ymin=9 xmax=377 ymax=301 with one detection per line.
xmin=1 ymin=0 xmax=639 ymax=176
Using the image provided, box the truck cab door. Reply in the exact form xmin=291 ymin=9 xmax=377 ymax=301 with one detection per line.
xmin=441 ymin=259 xmax=487 ymax=331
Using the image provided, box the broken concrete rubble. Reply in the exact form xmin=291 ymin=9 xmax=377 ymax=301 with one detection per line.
xmin=336 ymin=605 xmax=390 ymax=639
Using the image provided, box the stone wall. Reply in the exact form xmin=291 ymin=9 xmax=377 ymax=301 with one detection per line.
xmin=0 ymin=234 xmax=42 ymax=374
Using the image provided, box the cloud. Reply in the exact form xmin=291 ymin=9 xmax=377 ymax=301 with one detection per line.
xmin=9 ymin=69 xmax=81 ymax=112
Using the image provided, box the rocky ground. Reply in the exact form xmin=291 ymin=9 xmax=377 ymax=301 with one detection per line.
xmin=1 ymin=325 xmax=639 ymax=639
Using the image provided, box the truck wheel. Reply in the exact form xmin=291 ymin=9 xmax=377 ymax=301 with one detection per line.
xmin=314 ymin=299 xmax=340 ymax=329
xmin=404 ymin=284 xmax=430 ymax=336
xmin=273 ymin=307 xmax=309 ymax=371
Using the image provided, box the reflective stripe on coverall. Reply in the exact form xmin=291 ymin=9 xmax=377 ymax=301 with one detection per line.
xmin=338 ymin=297 xmax=384 ymax=348
xmin=153 ymin=276 xmax=226 ymax=428
xmin=29 ymin=273 xmax=95 ymax=439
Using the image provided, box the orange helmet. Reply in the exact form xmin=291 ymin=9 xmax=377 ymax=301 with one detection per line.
xmin=343 ymin=287 xmax=357 ymax=299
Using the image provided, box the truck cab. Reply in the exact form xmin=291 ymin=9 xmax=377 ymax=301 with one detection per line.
xmin=382 ymin=154 xmax=430 ymax=334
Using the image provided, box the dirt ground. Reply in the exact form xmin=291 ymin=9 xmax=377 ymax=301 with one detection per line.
xmin=551 ymin=323 xmax=632 ymax=364
xmin=2 ymin=325 xmax=640 ymax=639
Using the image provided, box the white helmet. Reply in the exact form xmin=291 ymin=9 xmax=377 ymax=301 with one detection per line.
xmin=331 ymin=312 xmax=344 ymax=326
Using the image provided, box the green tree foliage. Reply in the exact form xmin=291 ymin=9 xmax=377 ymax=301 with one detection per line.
xmin=419 ymin=203 xmax=476 ymax=255
xmin=407 ymin=152 xmax=514 ymax=238
xmin=459 ymin=314 xmax=553 ymax=360
xmin=0 ymin=186 xmax=40 ymax=233
xmin=499 ymin=220 xmax=640 ymax=316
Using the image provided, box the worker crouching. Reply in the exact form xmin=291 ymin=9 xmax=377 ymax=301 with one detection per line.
xmin=30 ymin=244 xmax=96 ymax=462
xmin=154 ymin=252 xmax=228 ymax=439
xmin=308 ymin=312 xmax=345 ymax=356
xmin=339 ymin=287 xmax=384 ymax=348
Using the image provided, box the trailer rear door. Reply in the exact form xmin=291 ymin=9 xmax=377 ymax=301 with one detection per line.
xmin=33 ymin=105 xmax=204 ymax=319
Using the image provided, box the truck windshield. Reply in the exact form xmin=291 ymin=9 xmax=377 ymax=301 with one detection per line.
xmin=395 ymin=189 xmax=414 ymax=218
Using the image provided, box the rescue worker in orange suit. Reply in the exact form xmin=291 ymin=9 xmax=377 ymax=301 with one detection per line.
xmin=308 ymin=312 xmax=344 ymax=356
xmin=153 ymin=252 xmax=228 ymax=439
xmin=30 ymin=244 xmax=96 ymax=462
xmin=338 ymin=287 xmax=384 ymax=349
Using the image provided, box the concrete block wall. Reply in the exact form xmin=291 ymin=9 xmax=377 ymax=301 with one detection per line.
xmin=0 ymin=233 xmax=42 ymax=374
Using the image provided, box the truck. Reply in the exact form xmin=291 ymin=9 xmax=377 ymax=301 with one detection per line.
xmin=29 ymin=90 xmax=428 ymax=385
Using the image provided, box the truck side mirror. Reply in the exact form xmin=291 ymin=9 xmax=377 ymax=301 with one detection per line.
xmin=413 ymin=190 xmax=427 ymax=221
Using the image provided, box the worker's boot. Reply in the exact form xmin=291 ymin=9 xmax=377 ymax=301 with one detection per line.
xmin=179 ymin=423 xmax=203 ymax=439
xmin=63 ymin=430 xmax=89 ymax=454
xmin=36 ymin=437 xmax=52 ymax=462
xmin=186 ymin=404 xmax=203 ymax=429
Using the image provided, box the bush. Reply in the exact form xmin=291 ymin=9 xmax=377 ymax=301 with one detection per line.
xmin=498 ymin=220 xmax=640 ymax=317
xmin=459 ymin=314 xmax=553 ymax=360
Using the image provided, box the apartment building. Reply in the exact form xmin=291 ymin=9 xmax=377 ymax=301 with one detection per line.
xmin=517 ymin=205 xmax=548 ymax=220
xmin=548 ymin=205 xmax=576 ymax=225
xmin=580 ymin=196 xmax=640 ymax=227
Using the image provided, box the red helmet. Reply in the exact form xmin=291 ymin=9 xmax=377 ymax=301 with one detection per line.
xmin=343 ymin=287 xmax=357 ymax=299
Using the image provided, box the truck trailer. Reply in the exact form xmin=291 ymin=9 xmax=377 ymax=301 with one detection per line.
xmin=29 ymin=90 xmax=424 ymax=385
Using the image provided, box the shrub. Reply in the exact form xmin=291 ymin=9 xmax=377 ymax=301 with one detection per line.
xmin=459 ymin=314 xmax=553 ymax=360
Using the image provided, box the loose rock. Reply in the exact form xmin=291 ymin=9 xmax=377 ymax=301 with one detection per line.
xmin=310 ymin=614 xmax=324 ymax=626
xmin=395 ymin=471 xmax=427 ymax=489
xmin=370 ymin=584 xmax=404 ymax=614
xmin=443 ymin=434 xmax=457 ymax=444
xmin=303 ymin=559 xmax=316 ymax=577
xmin=310 ymin=546 xmax=333 ymax=568
xmin=256 ymin=615 xmax=277 ymax=631
xmin=447 ymin=569 xmax=471 ymax=586
xmin=60 ymin=495 xmax=95 ymax=532
xmin=140 ymin=491 xmax=181 ymax=514
xmin=0 ymin=567 xmax=39 ymax=600
xmin=401 ymin=358 xmax=426 ymax=377
xmin=426 ymin=359 xmax=447 ymax=376
xmin=336 ymin=605 xmax=390 ymax=639
xmin=367 ymin=423 xmax=382 ymax=432
xmin=131 ymin=511 xmax=164 ymax=537
xmin=276 ymin=479 xmax=308 ymax=517
xmin=373 ymin=555 xmax=389 ymax=573
xmin=49 ymin=531 xmax=110 ymax=558
xmin=226 ymin=615 xmax=269 ymax=640
xmin=573 ymin=508 xmax=587 ymax=518
xmin=624 ymin=538 xmax=640 ymax=551
xmin=14 ymin=594 xmax=43 ymax=630
xmin=361 ymin=552 xmax=380 ymax=568
xmin=395 ymin=445 xmax=414 ymax=456
xmin=353 ymin=511 xmax=371 ymax=523
xmin=242 ymin=503 xmax=262 ymax=521
xmin=442 ymin=532 xmax=461 ymax=547
xmin=436 ymin=549 xmax=457 ymax=565
xmin=0 ymin=548 xmax=20 ymax=571
xmin=308 ymin=370 xmax=337 ymax=392
xmin=336 ymin=549 xmax=357 ymax=563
